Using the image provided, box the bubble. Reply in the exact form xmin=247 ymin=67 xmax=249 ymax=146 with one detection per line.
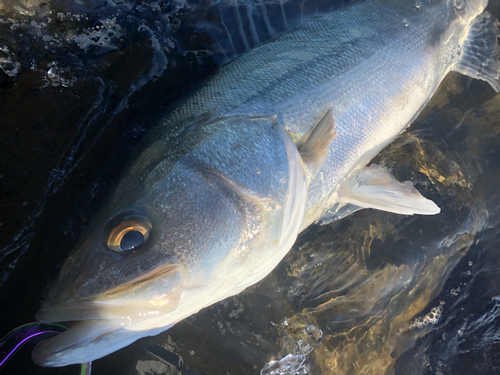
xmin=74 ymin=18 xmax=122 ymax=53
xmin=410 ymin=305 xmax=444 ymax=329
xmin=296 ymin=325 xmax=323 ymax=355
xmin=47 ymin=66 xmax=57 ymax=79
xmin=261 ymin=360 xmax=281 ymax=375
xmin=260 ymin=354 xmax=307 ymax=375
xmin=217 ymin=321 xmax=225 ymax=335
xmin=43 ymin=62 xmax=74 ymax=87
xmin=0 ymin=45 xmax=20 ymax=77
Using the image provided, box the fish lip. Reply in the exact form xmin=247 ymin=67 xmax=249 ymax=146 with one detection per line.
xmin=31 ymin=319 xmax=124 ymax=367
xmin=32 ymin=317 xmax=169 ymax=367
xmin=36 ymin=300 xmax=109 ymax=323
xmin=37 ymin=262 xmax=183 ymax=323
xmin=31 ymin=320 xmax=97 ymax=367
xmin=32 ymin=338 xmax=69 ymax=367
xmin=93 ymin=261 xmax=182 ymax=298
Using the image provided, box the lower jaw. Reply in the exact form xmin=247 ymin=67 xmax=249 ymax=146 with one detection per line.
xmin=32 ymin=318 xmax=168 ymax=367
xmin=32 ymin=319 xmax=121 ymax=367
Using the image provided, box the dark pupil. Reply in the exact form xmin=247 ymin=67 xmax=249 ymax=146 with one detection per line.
xmin=120 ymin=230 xmax=145 ymax=251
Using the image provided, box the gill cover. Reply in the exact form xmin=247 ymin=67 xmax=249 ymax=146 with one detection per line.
xmin=34 ymin=114 xmax=308 ymax=367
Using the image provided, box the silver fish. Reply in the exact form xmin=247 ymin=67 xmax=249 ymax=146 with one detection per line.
xmin=33 ymin=0 xmax=500 ymax=367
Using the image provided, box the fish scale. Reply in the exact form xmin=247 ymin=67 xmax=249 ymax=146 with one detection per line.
xmin=163 ymin=0 xmax=450 ymax=225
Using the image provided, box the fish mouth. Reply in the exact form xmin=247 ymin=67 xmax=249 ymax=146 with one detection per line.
xmin=32 ymin=320 xmax=118 ymax=367
xmin=32 ymin=318 xmax=167 ymax=367
xmin=35 ymin=299 xmax=160 ymax=323
xmin=36 ymin=262 xmax=184 ymax=323
xmin=33 ymin=262 xmax=184 ymax=367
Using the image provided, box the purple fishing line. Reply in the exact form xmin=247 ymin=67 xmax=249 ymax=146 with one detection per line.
xmin=0 ymin=330 xmax=59 ymax=367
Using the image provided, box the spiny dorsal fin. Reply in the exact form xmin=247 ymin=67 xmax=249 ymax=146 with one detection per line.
xmin=299 ymin=107 xmax=337 ymax=176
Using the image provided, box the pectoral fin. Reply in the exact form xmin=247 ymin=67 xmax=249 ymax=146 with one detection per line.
xmin=453 ymin=11 xmax=500 ymax=92
xmin=336 ymin=165 xmax=440 ymax=216
xmin=299 ymin=108 xmax=337 ymax=177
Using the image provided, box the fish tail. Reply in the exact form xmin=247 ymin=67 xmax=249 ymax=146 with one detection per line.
xmin=453 ymin=11 xmax=500 ymax=92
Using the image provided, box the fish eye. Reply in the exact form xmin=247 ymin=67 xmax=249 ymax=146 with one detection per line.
xmin=120 ymin=230 xmax=146 ymax=251
xmin=104 ymin=211 xmax=152 ymax=253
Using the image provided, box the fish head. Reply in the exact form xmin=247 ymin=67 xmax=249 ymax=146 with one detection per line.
xmin=36 ymin=205 xmax=184 ymax=324
xmin=33 ymin=115 xmax=307 ymax=366
xmin=32 ymin=200 xmax=187 ymax=366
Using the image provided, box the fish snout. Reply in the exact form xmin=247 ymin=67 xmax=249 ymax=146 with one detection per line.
xmin=36 ymin=261 xmax=184 ymax=323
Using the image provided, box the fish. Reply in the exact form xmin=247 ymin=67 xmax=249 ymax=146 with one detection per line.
xmin=32 ymin=0 xmax=500 ymax=367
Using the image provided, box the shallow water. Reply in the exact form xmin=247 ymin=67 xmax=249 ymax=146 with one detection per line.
xmin=1 ymin=1 xmax=500 ymax=374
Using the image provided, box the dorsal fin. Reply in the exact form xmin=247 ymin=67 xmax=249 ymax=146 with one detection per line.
xmin=299 ymin=107 xmax=337 ymax=177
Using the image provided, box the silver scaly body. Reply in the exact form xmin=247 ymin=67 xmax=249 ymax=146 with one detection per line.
xmin=162 ymin=0 xmax=487 ymax=226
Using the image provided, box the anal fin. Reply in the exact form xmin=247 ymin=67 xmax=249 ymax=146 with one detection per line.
xmin=299 ymin=107 xmax=337 ymax=176
xmin=453 ymin=11 xmax=500 ymax=92
xmin=337 ymin=165 xmax=440 ymax=216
